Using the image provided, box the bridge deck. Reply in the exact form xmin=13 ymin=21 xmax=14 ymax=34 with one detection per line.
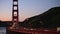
xmin=7 ymin=27 xmax=57 ymax=34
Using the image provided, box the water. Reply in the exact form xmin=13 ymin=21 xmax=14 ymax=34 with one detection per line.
xmin=0 ymin=27 xmax=6 ymax=34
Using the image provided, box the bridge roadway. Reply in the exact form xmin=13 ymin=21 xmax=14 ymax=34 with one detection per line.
xmin=7 ymin=26 xmax=57 ymax=34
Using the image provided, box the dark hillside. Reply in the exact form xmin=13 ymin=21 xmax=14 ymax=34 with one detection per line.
xmin=22 ymin=7 xmax=60 ymax=28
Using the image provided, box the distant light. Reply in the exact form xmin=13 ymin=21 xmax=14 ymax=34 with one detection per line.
xmin=30 ymin=29 xmax=33 ymax=30
xmin=44 ymin=30 xmax=49 ymax=31
xmin=24 ymin=28 xmax=29 ymax=30
xmin=57 ymin=27 xmax=60 ymax=32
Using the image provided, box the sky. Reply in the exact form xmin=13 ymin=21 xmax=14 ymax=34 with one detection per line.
xmin=0 ymin=0 xmax=60 ymax=21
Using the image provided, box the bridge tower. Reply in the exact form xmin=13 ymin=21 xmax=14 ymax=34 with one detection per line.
xmin=10 ymin=0 xmax=19 ymax=29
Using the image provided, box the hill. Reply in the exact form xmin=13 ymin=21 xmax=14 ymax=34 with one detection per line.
xmin=0 ymin=21 xmax=12 ymax=27
xmin=22 ymin=7 xmax=60 ymax=28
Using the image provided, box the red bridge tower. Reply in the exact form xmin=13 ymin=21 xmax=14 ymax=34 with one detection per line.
xmin=10 ymin=0 xmax=19 ymax=29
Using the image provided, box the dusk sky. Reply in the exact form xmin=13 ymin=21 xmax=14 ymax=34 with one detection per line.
xmin=0 ymin=0 xmax=60 ymax=21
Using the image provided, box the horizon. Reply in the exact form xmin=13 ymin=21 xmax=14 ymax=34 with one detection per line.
xmin=0 ymin=0 xmax=60 ymax=21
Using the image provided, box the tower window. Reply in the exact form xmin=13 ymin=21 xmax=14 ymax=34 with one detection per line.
xmin=14 ymin=12 xmax=17 ymax=16
xmin=14 ymin=19 xmax=17 ymax=21
xmin=13 ymin=1 xmax=18 ymax=5
xmin=14 ymin=6 xmax=17 ymax=10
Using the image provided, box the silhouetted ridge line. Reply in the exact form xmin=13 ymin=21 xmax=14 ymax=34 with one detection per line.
xmin=20 ymin=7 xmax=60 ymax=29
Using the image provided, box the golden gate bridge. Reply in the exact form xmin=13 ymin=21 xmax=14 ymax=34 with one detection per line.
xmin=7 ymin=0 xmax=57 ymax=34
